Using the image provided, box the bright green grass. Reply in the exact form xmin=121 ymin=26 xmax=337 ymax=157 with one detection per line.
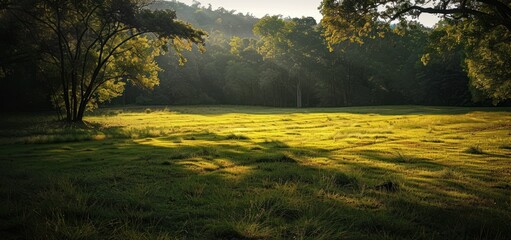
xmin=1 ymin=105 xmax=510 ymax=239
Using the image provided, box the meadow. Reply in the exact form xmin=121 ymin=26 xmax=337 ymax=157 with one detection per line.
xmin=1 ymin=105 xmax=510 ymax=239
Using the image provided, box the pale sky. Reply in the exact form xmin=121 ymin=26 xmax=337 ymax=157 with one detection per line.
xmin=175 ymin=0 xmax=440 ymax=27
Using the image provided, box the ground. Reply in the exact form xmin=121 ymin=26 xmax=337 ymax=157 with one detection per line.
xmin=1 ymin=105 xmax=510 ymax=239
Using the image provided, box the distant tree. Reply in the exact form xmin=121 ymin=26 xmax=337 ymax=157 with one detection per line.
xmin=3 ymin=0 xmax=206 ymax=122
xmin=224 ymin=61 xmax=259 ymax=104
xmin=229 ymin=36 xmax=261 ymax=63
xmin=254 ymin=16 xmax=322 ymax=108
xmin=258 ymin=66 xmax=287 ymax=106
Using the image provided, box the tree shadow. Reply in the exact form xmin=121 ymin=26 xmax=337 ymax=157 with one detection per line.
xmin=358 ymin=149 xmax=446 ymax=171
xmin=1 ymin=132 xmax=510 ymax=239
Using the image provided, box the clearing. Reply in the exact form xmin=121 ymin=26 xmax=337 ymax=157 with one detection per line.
xmin=1 ymin=106 xmax=510 ymax=239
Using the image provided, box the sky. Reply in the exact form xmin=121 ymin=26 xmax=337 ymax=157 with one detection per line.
xmin=175 ymin=0 xmax=440 ymax=27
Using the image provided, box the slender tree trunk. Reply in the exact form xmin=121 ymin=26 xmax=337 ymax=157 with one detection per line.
xmin=76 ymin=100 xmax=86 ymax=122
xmin=330 ymin=60 xmax=339 ymax=106
xmin=332 ymin=69 xmax=336 ymax=106
xmin=59 ymin=47 xmax=71 ymax=121
xmin=340 ymin=59 xmax=350 ymax=106
xmin=296 ymin=79 xmax=302 ymax=108
xmin=55 ymin=7 xmax=72 ymax=122
xmin=72 ymin=72 xmax=78 ymax=121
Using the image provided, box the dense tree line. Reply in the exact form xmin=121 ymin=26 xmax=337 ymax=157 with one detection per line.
xmin=1 ymin=0 xmax=509 ymax=115
xmin=129 ymin=1 xmax=492 ymax=108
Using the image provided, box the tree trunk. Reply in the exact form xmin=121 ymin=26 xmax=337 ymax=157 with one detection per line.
xmin=72 ymin=74 xmax=78 ymax=121
xmin=75 ymin=102 xmax=86 ymax=122
xmin=296 ymin=79 xmax=302 ymax=108
xmin=340 ymin=59 xmax=351 ymax=106
xmin=345 ymin=60 xmax=351 ymax=106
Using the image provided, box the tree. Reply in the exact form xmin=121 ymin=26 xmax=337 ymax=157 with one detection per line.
xmin=320 ymin=0 xmax=511 ymax=104
xmin=254 ymin=16 xmax=322 ymax=108
xmin=0 ymin=6 xmax=49 ymax=111
xmin=4 ymin=0 xmax=206 ymax=122
xmin=433 ymin=20 xmax=511 ymax=104
xmin=258 ymin=66 xmax=288 ymax=106
xmin=224 ymin=61 xmax=259 ymax=104
xmin=417 ymin=18 xmax=511 ymax=104
xmin=320 ymin=0 xmax=511 ymax=45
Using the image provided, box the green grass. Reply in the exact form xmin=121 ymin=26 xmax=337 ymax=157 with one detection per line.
xmin=1 ymin=105 xmax=510 ymax=239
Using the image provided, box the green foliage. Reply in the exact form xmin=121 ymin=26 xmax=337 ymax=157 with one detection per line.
xmin=465 ymin=27 xmax=511 ymax=104
xmin=253 ymin=16 xmax=289 ymax=59
xmin=132 ymin=6 xmax=483 ymax=108
xmin=321 ymin=0 xmax=511 ymax=104
xmin=320 ymin=0 xmax=388 ymax=46
xmin=320 ymin=0 xmax=511 ymax=45
xmin=150 ymin=1 xmax=258 ymax=39
xmin=320 ymin=0 xmax=511 ymax=103
xmin=254 ymin=16 xmax=323 ymax=107
xmin=3 ymin=0 xmax=206 ymax=121
xmin=224 ymin=60 xmax=259 ymax=104
xmin=3 ymin=0 xmax=510 ymax=113
xmin=422 ymin=20 xmax=511 ymax=104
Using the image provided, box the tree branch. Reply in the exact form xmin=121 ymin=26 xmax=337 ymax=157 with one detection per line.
xmin=391 ymin=5 xmax=493 ymax=21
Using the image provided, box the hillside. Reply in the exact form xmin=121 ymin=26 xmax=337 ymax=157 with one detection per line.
xmin=150 ymin=1 xmax=258 ymax=38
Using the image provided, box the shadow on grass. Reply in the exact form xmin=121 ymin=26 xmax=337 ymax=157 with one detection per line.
xmin=358 ymin=150 xmax=446 ymax=171
xmin=0 ymin=131 xmax=510 ymax=239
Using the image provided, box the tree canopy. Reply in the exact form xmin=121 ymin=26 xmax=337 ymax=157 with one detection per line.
xmin=320 ymin=0 xmax=511 ymax=44
xmin=320 ymin=0 xmax=511 ymax=104
xmin=2 ymin=0 xmax=206 ymax=121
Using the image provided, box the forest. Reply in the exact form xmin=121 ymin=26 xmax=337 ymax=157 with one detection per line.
xmin=1 ymin=0 xmax=510 ymax=239
xmin=2 ymin=0 xmax=510 ymax=117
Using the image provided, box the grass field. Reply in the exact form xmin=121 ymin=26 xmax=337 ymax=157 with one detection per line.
xmin=1 ymin=105 xmax=510 ymax=239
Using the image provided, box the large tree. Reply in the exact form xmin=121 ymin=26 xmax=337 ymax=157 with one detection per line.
xmin=3 ymin=0 xmax=206 ymax=121
xmin=320 ymin=0 xmax=511 ymax=104
xmin=320 ymin=0 xmax=511 ymax=45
